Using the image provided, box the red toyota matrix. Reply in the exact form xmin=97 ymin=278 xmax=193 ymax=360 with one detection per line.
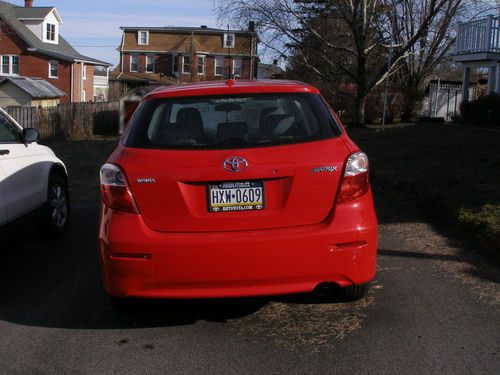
xmin=98 ymin=80 xmax=377 ymax=303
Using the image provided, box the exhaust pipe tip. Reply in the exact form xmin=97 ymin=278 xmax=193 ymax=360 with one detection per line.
xmin=313 ymin=282 xmax=338 ymax=298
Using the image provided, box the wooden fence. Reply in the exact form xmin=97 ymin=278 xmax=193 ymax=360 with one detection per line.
xmin=5 ymin=102 xmax=119 ymax=142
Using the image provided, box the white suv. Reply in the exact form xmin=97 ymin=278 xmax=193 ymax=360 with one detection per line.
xmin=0 ymin=107 xmax=69 ymax=236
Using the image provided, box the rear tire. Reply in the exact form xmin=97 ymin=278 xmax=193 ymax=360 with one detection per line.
xmin=42 ymin=173 xmax=70 ymax=237
xmin=343 ymin=282 xmax=370 ymax=301
xmin=109 ymin=295 xmax=133 ymax=312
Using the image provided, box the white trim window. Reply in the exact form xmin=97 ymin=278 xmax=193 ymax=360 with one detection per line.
xmin=82 ymin=63 xmax=86 ymax=80
xmin=182 ymin=55 xmax=191 ymax=75
xmin=49 ymin=60 xmax=58 ymax=78
xmin=233 ymin=58 xmax=242 ymax=77
xmin=214 ymin=56 xmax=224 ymax=76
xmin=146 ymin=55 xmax=154 ymax=73
xmin=0 ymin=55 xmax=19 ymax=76
xmin=223 ymin=33 xmax=235 ymax=48
xmin=46 ymin=23 xmax=56 ymax=41
xmin=82 ymin=89 xmax=86 ymax=102
xmin=130 ymin=54 xmax=139 ymax=72
xmin=197 ymin=55 xmax=205 ymax=75
xmin=138 ymin=30 xmax=149 ymax=46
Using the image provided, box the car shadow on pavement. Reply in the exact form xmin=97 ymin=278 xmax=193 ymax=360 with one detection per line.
xmin=0 ymin=206 xmax=350 ymax=330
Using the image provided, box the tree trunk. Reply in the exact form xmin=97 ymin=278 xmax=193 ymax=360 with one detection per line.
xmin=352 ymin=93 xmax=367 ymax=127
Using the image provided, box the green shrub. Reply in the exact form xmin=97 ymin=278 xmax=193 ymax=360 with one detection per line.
xmin=460 ymin=94 xmax=500 ymax=127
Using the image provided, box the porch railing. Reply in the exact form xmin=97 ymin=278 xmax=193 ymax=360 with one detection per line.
xmin=456 ymin=15 xmax=500 ymax=54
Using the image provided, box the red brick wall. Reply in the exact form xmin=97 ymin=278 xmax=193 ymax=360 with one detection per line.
xmin=0 ymin=20 xmax=72 ymax=103
xmin=83 ymin=64 xmax=94 ymax=101
xmin=121 ymin=52 xmax=256 ymax=82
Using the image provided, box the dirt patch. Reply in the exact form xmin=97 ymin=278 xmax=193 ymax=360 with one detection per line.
xmin=230 ymin=284 xmax=381 ymax=352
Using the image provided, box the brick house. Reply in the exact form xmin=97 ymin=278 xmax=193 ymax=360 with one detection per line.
xmin=0 ymin=0 xmax=111 ymax=104
xmin=112 ymin=24 xmax=258 ymax=94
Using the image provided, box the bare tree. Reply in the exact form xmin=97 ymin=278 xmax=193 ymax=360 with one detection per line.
xmin=390 ymin=0 xmax=496 ymax=120
xmin=214 ymin=0 xmax=473 ymax=125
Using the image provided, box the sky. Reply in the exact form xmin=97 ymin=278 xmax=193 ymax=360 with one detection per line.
xmin=8 ymin=0 xmax=219 ymax=67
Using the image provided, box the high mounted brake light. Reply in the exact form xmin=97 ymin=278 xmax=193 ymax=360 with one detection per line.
xmin=337 ymin=151 xmax=370 ymax=203
xmin=100 ymin=163 xmax=138 ymax=213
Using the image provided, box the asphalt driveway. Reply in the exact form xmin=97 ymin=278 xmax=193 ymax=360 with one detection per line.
xmin=0 ymin=192 xmax=499 ymax=374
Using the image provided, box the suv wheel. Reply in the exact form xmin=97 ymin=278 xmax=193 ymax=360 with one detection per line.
xmin=42 ymin=173 xmax=70 ymax=236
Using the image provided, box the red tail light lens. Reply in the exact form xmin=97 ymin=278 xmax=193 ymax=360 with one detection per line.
xmin=100 ymin=163 xmax=138 ymax=213
xmin=337 ymin=151 xmax=369 ymax=203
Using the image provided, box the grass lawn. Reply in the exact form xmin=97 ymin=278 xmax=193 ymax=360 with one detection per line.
xmin=44 ymin=124 xmax=499 ymax=252
xmin=46 ymin=137 xmax=119 ymax=204
xmin=348 ymin=123 xmax=500 ymax=252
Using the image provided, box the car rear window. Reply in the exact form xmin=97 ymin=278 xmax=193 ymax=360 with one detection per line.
xmin=125 ymin=93 xmax=341 ymax=150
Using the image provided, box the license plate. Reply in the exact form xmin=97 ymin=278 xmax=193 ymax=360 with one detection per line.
xmin=207 ymin=181 xmax=265 ymax=212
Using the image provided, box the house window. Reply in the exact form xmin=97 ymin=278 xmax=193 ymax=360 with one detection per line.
xmin=224 ymin=33 xmax=235 ymax=48
xmin=82 ymin=63 xmax=86 ymax=80
xmin=11 ymin=56 xmax=19 ymax=75
xmin=49 ymin=61 xmax=58 ymax=78
xmin=233 ymin=58 xmax=242 ymax=77
xmin=1 ymin=56 xmax=9 ymax=75
xmin=82 ymin=89 xmax=86 ymax=102
xmin=0 ymin=55 xmax=19 ymax=76
xmin=138 ymin=30 xmax=149 ymax=46
xmin=214 ymin=56 xmax=224 ymax=76
xmin=146 ymin=55 xmax=154 ymax=73
xmin=197 ymin=55 xmax=205 ymax=75
xmin=130 ymin=55 xmax=138 ymax=72
xmin=182 ymin=55 xmax=191 ymax=74
xmin=46 ymin=23 xmax=56 ymax=41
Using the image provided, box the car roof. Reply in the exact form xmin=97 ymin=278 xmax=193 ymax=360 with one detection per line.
xmin=145 ymin=79 xmax=320 ymax=100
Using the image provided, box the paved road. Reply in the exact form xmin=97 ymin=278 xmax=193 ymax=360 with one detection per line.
xmin=0 ymin=193 xmax=499 ymax=374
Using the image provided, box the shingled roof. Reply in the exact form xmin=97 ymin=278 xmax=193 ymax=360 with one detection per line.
xmin=0 ymin=0 xmax=110 ymax=66
xmin=0 ymin=76 xmax=66 ymax=98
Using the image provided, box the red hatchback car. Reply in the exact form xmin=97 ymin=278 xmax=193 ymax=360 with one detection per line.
xmin=98 ymin=80 xmax=377 ymax=303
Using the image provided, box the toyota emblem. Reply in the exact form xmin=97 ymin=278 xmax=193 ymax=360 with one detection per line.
xmin=223 ymin=156 xmax=248 ymax=173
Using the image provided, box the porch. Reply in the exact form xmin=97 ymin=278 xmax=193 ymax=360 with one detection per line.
xmin=453 ymin=15 xmax=500 ymax=101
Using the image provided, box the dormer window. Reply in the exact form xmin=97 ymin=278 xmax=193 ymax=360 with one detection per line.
xmin=138 ymin=30 xmax=149 ymax=46
xmin=224 ymin=33 xmax=235 ymax=48
xmin=42 ymin=19 xmax=59 ymax=44
xmin=46 ymin=23 xmax=56 ymax=41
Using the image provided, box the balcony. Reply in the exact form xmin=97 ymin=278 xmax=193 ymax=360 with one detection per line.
xmin=454 ymin=15 xmax=500 ymax=62
xmin=94 ymin=75 xmax=109 ymax=87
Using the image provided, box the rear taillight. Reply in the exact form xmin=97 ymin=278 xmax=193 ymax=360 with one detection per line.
xmin=100 ymin=163 xmax=138 ymax=213
xmin=337 ymin=151 xmax=369 ymax=203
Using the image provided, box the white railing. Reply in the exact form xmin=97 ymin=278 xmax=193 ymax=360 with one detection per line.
xmin=94 ymin=75 xmax=109 ymax=87
xmin=456 ymin=15 xmax=500 ymax=54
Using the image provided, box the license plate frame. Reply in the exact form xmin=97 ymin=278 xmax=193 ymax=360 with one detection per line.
xmin=207 ymin=181 xmax=265 ymax=212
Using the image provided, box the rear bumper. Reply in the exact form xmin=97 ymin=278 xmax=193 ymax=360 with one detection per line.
xmin=98 ymin=192 xmax=378 ymax=298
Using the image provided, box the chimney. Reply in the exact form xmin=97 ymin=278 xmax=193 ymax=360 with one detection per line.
xmin=25 ymin=0 xmax=33 ymax=7
xmin=248 ymin=21 xmax=255 ymax=32
xmin=273 ymin=59 xmax=279 ymax=66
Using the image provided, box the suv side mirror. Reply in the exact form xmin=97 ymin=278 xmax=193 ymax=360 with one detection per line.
xmin=23 ymin=128 xmax=39 ymax=143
